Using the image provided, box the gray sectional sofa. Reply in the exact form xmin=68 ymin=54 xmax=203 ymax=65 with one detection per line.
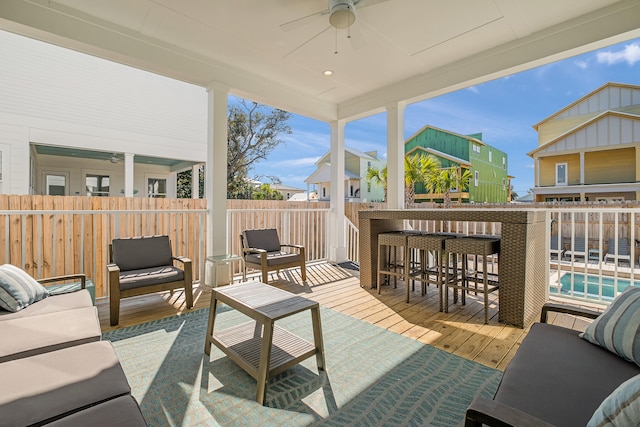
xmin=465 ymin=301 xmax=640 ymax=427
xmin=0 ymin=272 xmax=147 ymax=426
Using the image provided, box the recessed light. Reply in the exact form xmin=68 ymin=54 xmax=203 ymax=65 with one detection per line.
xmin=323 ymin=70 xmax=333 ymax=76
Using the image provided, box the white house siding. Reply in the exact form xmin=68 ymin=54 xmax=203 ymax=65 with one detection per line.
xmin=538 ymin=115 xmax=640 ymax=155
xmin=558 ymin=86 xmax=640 ymax=119
xmin=0 ymin=30 xmax=207 ymax=195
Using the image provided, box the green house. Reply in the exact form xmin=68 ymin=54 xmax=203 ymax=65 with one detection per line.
xmin=405 ymin=125 xmax=510 ymax=203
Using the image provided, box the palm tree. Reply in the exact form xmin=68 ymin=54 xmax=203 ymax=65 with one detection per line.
xmin=404 ymin=153 xmax=440 ymax=205
xmin=429 ymin=166 xmax=472 ymax=208
xmin=366 ymin=164 xmax=388 ymax=202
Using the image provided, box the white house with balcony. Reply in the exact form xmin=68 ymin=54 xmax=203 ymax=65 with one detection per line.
xmin=305 ymin=148 xmax=386 ymax=202
xmin=0 ymin=30 xmax=206 ymax=198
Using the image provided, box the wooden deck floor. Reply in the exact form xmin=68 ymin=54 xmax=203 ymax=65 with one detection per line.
xmin=97 ymin=261 xmax=598 ymax=371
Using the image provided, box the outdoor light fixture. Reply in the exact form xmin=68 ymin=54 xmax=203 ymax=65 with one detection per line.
xmin=329 ymin=1 xmax=356 ymax=29
xmin=323 ymin=70 xmax=334 ymax=76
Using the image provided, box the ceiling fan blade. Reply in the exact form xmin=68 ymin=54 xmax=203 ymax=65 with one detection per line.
xmin=283 ymin=25 xmax=332 ymax=58
xmin=354 ymin=0 xmax=390 ymax=8
xmin=280 ymin=8 xmax=327 ymax=32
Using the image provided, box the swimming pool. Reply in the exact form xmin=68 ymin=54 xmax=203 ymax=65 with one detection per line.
xmin=553 ymin=273 xmax=639 ymax=301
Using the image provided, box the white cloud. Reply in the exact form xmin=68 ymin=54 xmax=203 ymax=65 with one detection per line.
xmin=574 ymin=59 xmax=588 ymax=70
xmin=270 ymin=156 xmax=319 ymax=168
xmin=596 ymin=43 xmax=640 ymax=66
xmin=467 ymin=86 xmax=479 ymax=94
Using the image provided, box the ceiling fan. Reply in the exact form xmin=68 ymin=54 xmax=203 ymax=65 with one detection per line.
xmin=280 ymin=0 xmax=389 ymax=55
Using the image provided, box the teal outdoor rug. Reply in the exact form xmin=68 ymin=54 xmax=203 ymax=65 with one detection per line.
xmin=104 ymin=306 xmax=502 ymax=427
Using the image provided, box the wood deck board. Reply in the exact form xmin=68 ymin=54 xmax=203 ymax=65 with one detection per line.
xmin=97 ymin=261 xmax=600 ymax=371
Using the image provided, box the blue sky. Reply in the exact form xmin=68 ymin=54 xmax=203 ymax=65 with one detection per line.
xmin=246 ymin=37 xmax=640 ymax=198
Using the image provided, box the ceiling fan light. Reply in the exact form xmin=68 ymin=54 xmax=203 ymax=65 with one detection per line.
xmin=329 ymin=4 xmax=355 ymax=29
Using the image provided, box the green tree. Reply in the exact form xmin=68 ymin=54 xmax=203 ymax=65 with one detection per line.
xmin=366 ymin=164 xmax=388 ymax=202
xmin=177 ymin=166 xmax=204 ymax=198
xmin=429 ymin=166 xmax=472 ymax=208
xmin=253 ymin=183 xmax=283 ymax=200
xmin=227 ymin=100 xmax=291 ymax=198
xmin=404 ymin=153 xmax=440 ymax=205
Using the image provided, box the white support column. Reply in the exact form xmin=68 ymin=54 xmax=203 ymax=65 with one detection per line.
xmin=535 ymin=158 xmax=540 ymax=187
xmin=206 ymin=82 xmax=229 ymax=260
xmin=386 ymin=102 xmax=406 ymax=209
xmin=579 ymin=152 xmax=585 ymax=184
xmin=124 ymin=153 xmax=134 ymax=197
xmin=192 ymin=164 xmax=200 ymax=198
xmin=329 ymin=120 xmax=347 ymax=263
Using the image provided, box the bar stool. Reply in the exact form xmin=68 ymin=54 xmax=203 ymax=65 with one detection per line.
xmin=444 ymin=235 xmax=500 ymax=324
xmin=377 ymin=230 xmax=419 ymax=295
xmin=406 ymin=232 xmax=459 ymax=308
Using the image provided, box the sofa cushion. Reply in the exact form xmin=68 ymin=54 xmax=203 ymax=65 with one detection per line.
xmin=0 ymin=264 xmax=49 ymax=312
xmin=44 ymin=395 xmax=147 ymax=427
xmin=112 ymin=235 xmax=173 ymax=271
xmin=0 ymin=288 xmax=92 ymax=320
xmin=245 ymin=251 xmax=301 ymax=267
xmin=588 ymin=373 xmax=640 ymax=427
xmin=494 ymin=322 xmax=640 ymax=427
xmin=0 ymin=306 xmax=101 ymax=362
xmin=0 ymin=341 xmax=131 ymax=426
xmin=243 ymin=229 xmax=281 ymax=253
xmin=580 ymin=286 xmax=640 ymax=366
xmin=118 ymin=265 xmax=185 ymax=291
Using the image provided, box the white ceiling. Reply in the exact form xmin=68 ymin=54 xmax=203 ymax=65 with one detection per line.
xmin=1 ymin=0 xmax=639 ymax=122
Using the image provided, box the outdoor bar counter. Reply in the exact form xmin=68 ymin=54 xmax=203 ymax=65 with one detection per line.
xmin=359 ymin=209 xmax=547 ymax=328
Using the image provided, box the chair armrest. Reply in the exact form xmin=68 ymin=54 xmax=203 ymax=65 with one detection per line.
xmin=465 ymin=396 xmax=555 ymax=427
xmin=540 ymin=302 xmax=601 ymax=323
xmin=243 ymin=247 xmax=267 ymax=255
xmin=38 ymin=274 xmax=87 ymax=289
xmin=281 ymin=243 xmax=304 ymax=250
xmin=172 ymin=255 xmax=192 ymax=266
xmin=107 ymin=263 xmax=121 ymax=274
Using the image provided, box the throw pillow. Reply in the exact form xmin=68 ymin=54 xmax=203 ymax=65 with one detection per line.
xmin=0 ymin=264 xmax=49 ymax=312
xmin=580 ymin=286 xmax=640 ymax=366
xmin=587 ymin=373 xmax=640 ymax=427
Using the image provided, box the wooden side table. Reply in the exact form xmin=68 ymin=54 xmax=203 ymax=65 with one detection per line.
xmin=204 ymin=282 xmax=325 ymax=404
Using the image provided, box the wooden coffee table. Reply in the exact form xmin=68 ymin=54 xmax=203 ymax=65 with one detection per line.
xmin=204 ymin=282 xmax=325 ymax=404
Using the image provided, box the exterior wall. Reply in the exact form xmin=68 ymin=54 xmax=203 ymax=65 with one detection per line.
xmin=0 ymin=30 xmax=207 ymax=196
xmin=358 ymin=158 xmax=385 ymax=202
xmin=406 ymin=127 xmax=509 ymax=203
xmin=584 ymin=148 xmax=635 ymax=185
xmin=405 ymin=127 xmax=470 ymax=161
xmin=537 ymin=84 xmax=640 ymax=145
xmin=468 ymin=143 xmax=509 ymax=203
xmin=538 ymin=154 xmax=580 ymax=187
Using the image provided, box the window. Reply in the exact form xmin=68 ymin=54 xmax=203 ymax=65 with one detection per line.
xmin=86 ymin=174 xmax=110 ymax=197
xmin=45 ymin=173 xmax=67 ymax=196
xmin=322 ymin=187 xmax=326 ymax=198
xmin=502 ymin=178 xmax=506 ymax=191
xmin=489 ymin=151 xmax=492 ymax=162
xmin=556 ymin=163 xmax=568 ymax=185
xmin=367 ymin=182 xmax=371 ymax=192
xmin=502 ymin=157 xmax=506 ymax=170
xmin=350 ymin=184 xmax=354 ymax=197
xmin=474 ymin=171 xmax=479 ymax=187
xmin=148 ymin=178 xmax=167 ymax=198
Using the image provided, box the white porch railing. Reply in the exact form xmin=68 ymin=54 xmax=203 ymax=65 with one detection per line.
xmin=547 ymin=207 xmax=640 ymax=305
xmin=345 ymin=217 xmax=359 ymax=263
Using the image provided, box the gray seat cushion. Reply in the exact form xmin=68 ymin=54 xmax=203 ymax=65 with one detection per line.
xmin=0 ymin=306 xmax=101 ymax=362
xmin=243 ymin=229 xmax=281 ymax=252
xmin=118 ymin=266 xmax=185 ymax=290
xmin=112 ymin=235 xmax=173 ymax=271
xmin=0 ymin=341 xmax=131 ymax=426
xmin=494 ymin=322 xmax=640 ymax=427
xmin=0 ymin=289 xmax=93 ymax=320
xmin=44 ymin=395 xmax=147 ymax=427
xmin=245 ymin=251 xmax=301 ymax=267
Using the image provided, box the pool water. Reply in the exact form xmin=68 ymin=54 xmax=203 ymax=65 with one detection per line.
xmin=553 ymin=273 xmax=639 ymax=301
